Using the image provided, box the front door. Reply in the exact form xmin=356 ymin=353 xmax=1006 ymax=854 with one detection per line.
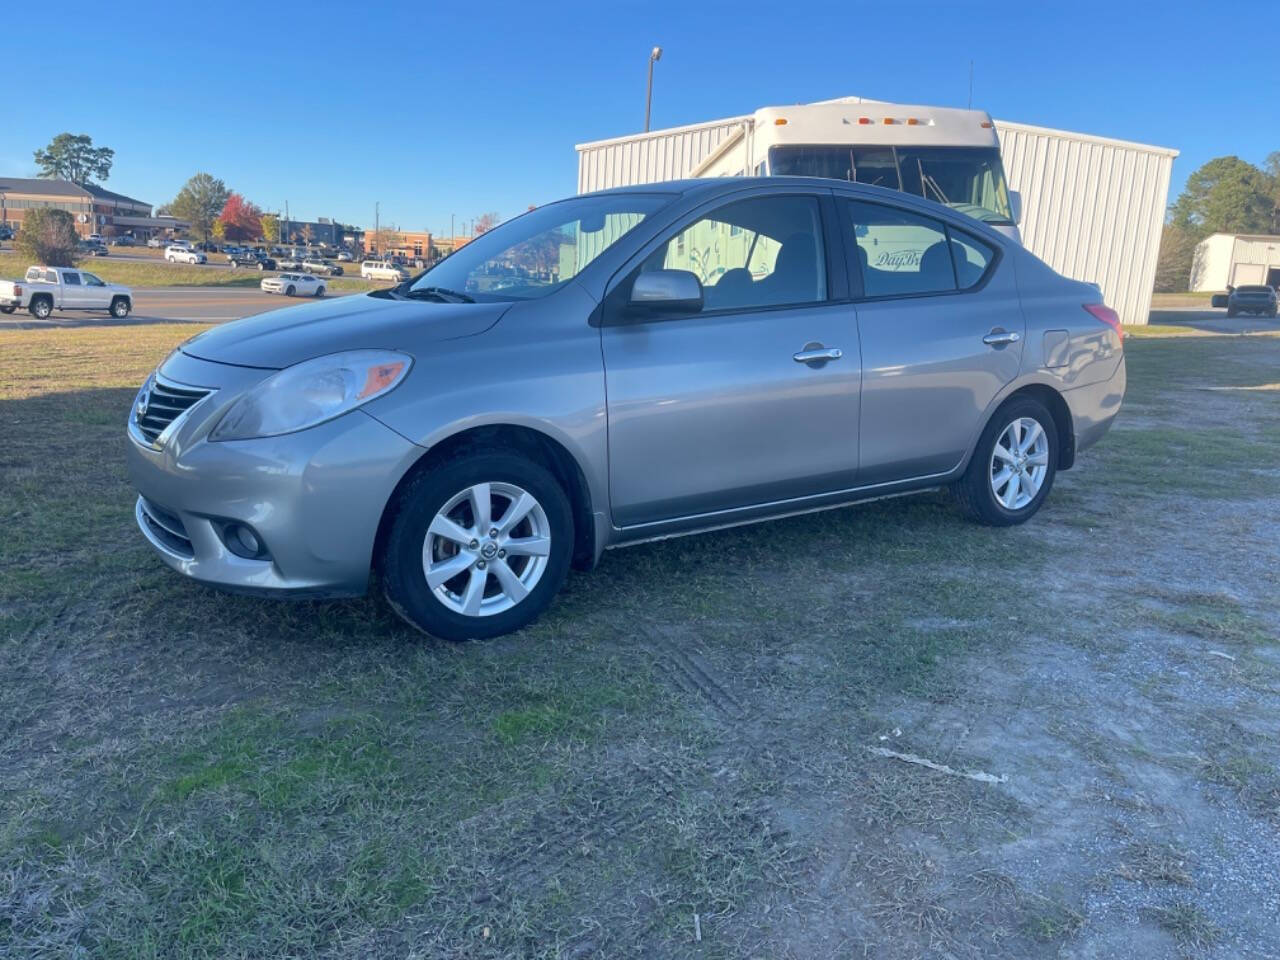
xmin=842 ymin=198 xmax=1024 ymax=484
xmin=79 ymin=272 xmax=112 ymax=309
xmin=602 ymin=192 xmax=861 ymax=528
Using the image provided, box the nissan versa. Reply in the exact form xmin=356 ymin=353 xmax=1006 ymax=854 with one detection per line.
xmin=127 ymin=178 xmax=1125 ymax=641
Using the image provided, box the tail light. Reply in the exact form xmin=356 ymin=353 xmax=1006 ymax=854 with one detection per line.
xmin=1083 ymin=303 xmax=1123 ymax=341
xmin=13 ymin=284 xmax=21 ymax=296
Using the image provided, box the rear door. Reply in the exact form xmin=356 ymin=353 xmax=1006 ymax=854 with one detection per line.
xmin=601 ymin=189 xmax=861 ymax=527
xmin=59 ymin=270 xmax=88 ymax=309
xmin=841 ymin=198 xmax=1023 ymax=484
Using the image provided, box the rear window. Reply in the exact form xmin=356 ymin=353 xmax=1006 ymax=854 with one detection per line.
xmin=1236 ymin=285 xmax=1273 ymax=294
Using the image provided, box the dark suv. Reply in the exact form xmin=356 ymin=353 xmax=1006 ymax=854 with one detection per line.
xmin=228 ymin=251 xmax=278 ymax=271
xmin=1227 ymin=285 xmax=1278 ymax=318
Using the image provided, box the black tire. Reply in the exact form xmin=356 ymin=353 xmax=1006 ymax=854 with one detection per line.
xmin=381 ymin=452 xmax=574 ymax=641
xmin=285 ymin=285 xmax=295 ymax=297
xmin=952 ymin=395 xmax=1058 ymax=527
xmin=29 ymin=296 xmax=53 ymax=320
xmin=110 ymin=296 xmax=130 ymax=318
xmin=0 ymin=306 xmax=14 ymax=314
xmin=315 ymin=286 xmax=325 ymax=298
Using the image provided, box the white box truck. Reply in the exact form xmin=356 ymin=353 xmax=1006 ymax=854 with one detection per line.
xmin=576 ymin=97 xmax=1022 ymax=240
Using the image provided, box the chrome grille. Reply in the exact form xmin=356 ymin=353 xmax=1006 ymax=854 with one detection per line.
xmin=135 ymin=376 xmax=211 ymax=444
xmin=137 ymin=496 xmax=194 ymax=558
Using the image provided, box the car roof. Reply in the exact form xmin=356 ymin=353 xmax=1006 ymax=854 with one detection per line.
xmin=575 ymin=175 xmax=1012 ymax=244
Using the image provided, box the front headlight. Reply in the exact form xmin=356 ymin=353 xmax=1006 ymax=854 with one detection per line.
xmin=209 ymin=350 xmax=412 ymax=441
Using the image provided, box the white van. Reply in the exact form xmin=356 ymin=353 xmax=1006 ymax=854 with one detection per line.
xmin=361 ymin=260 xmax=409 ymax=282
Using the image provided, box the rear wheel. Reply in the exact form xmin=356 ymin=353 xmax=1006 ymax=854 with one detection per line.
xmin=0 ymin=306 xmax=14 ymax=314
xmin=29 ymin=296 xmax=53 ymax=320
xmin=315 ymin=286 xmax=325 ymax=298
xmin=110 ymin=296 xmax=130 ymax=318
xmin=381 ymin=452 xmax=573 ymax=641
xmin=952 ymin=396 xmax=1058 ymax=526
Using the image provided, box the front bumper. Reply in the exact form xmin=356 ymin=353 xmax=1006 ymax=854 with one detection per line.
xmin=127 ymin=352 xmax=423 ymax=597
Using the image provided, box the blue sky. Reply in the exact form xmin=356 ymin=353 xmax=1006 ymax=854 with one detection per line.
xmin=7 ymin=0 xmax=1276 ymax=234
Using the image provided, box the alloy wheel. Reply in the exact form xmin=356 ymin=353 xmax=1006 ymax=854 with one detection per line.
xmin=989 ymin=417 xmax=1049 ymax=510
xmin=422 ymin=482 xmax=551 ymax=617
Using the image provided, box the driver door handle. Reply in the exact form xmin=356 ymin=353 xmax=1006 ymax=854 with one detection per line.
xmin=793 ymin=346 xmax=843 ymax=364
xmin=982 ymin=330 xmax=1021 ymax=346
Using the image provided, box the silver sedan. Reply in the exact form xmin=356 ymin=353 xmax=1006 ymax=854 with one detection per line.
xmin=128 ymin=178 xmax=1125 ymax=640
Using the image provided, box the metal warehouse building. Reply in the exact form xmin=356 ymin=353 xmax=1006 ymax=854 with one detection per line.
xmin=1189 ymin=233 xmax=1280 ymax=292
xmin=575 ymin=99 xmax=1178 ymax=326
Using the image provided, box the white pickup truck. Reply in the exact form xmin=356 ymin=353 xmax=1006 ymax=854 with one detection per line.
xmin=0 ymin=265 xmax=133 ymax=320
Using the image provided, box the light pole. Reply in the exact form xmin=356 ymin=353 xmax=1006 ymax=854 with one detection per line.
xmin=644 ymin=46 xmax=662 ymax=132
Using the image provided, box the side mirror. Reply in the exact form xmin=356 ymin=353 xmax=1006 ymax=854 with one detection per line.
xmin=628 ymin=269 xmax=703 ymax=316
xmin=1210 ymin=293 xmax=1228 ymax=309
xmin=1008 ymin=189 xmax=1023 ymax=225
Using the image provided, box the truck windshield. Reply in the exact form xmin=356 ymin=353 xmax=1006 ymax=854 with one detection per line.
xmin=769 ymin=145 xmax=1013 ymax=225
xmin=407 ymin=193 xmax=672 ymax=302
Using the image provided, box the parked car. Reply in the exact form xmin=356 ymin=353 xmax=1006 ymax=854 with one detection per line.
xmin=77 ymin=240 xmax=110 ymax=257
xmin=260 ymin=273 xmax=324 ymax=297
xmin=228 ymin=251 xmax=278 ymax=271
xmin=303 ymin=257 xmax=343 ymax=276
xmin=1 ymin=265 xmax=132 ymax=319
xmin=361 ymin=260 xmax=409 ymax=282
xmin=111 ymin=236 xmax=136 ymax=247
xmin=0 ymin=226 xmax=13 ymax=241
xmin=127 ymin=178 xmax=1126 ymax=641
xmin=147 ymin=236 xmax=166 ymax=248
xmin=1225 ymin=284 xmax=1277 ymax=318
xmin=166 ymin=246 xmax=206 ymax=264
xmin=336 ymin=250 xmax=355 ymax=262
xmin=195 ymin=241 xmax=220 ymax=253
xmin=277 ymin=254 xmax=305 ymax=270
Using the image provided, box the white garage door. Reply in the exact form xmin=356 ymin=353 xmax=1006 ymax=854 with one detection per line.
xmin=1231 ymin=263 xmax=1266 ymax=285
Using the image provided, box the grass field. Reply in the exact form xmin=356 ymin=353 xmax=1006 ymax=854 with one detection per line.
xmin=0 ymin=252 xmax=379 ymax=293
xmin=2 ymin=326 xmax=1279 ymax=957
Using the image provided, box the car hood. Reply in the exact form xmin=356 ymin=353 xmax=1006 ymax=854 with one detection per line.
xmin=180 ymin=293 xmax=509 ymax=369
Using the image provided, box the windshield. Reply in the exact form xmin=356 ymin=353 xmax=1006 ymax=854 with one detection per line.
xmin=769 ymin=144 xmax=1013 ymax=225
xmin=408 ymin=194 xmax=671 ymax=302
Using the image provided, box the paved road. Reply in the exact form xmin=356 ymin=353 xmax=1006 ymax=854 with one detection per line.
xmin=0 ymin=286 xmax=351 ymax=330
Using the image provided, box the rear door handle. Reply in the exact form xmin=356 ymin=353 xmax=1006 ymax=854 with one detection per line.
xmin=982 ymin=330 xmax=1021 ymax=346
xmin=793 ymin=346 xmax=843 ymax=364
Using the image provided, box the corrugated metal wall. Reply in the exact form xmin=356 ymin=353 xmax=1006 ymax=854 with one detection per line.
xmin=577 ymin=116 xmax=1177 ymax=325
xmin=995 ymin=121 xmax=1176 ymax=326
xmin=576 ymin=119 xmax=746 ymax=193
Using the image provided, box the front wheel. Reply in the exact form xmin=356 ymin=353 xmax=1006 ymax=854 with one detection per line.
xmin=381 ymin=453 xmax=574 ymax=641
xmin=110 ymin=297 xmax=130 ymax=318
xmin=285 ymin=285 xmax=295 ymax=296
xmin=315 ymin=286 xmax=325 ymax=298
xmin=952 ymin=396 xmax=1058 ymax=527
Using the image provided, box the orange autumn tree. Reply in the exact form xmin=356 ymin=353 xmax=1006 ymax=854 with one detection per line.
xmin=217 ymin=193 xmax=264 ymax=242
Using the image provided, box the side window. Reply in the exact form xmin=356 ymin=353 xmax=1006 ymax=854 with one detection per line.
xmin=948 ymin=231 xmax=995 ymax=290
xmin=648 ymin=194 xmax=826 ymax=312
xmin=847 ymin=200 xmax=955 ymax=298
xmin=63 ymin=272 xmax=82 ymax=285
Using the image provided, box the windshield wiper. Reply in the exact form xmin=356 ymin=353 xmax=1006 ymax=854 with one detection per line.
xmin=404 ymin=286 xmax=474 ymax=303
